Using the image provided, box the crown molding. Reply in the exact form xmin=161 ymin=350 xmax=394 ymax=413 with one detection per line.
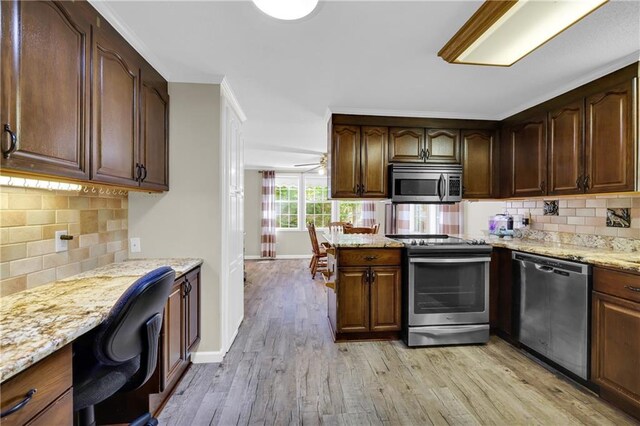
xmin=88 ymin=0 xmax=171 ymax=80
xmin=498 ymin=51 xmax=640 ymax=120
xmin=221 ymin=78 xmax=248 ymax=122
xmin=328 ymin=107 xmax=496 ymax=121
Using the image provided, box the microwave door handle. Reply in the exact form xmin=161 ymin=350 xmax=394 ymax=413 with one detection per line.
xmin=438 ymin=174 xmax=445 ymax=201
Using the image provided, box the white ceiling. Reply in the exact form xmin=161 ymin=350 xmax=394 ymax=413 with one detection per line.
xmin=91 ymin=0 xmax=640 ymax=170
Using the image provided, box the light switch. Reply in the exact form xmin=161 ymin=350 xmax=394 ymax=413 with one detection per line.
xmin=130 ymin=237 xmax=141 ymax=253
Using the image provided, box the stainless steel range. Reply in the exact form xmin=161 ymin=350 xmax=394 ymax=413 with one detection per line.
xmin=387 ymin=234 xmax=492 ymax=347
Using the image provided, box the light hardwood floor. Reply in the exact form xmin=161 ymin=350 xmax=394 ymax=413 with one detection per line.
xmin=159 ymin=259 xmax=637 ymax=425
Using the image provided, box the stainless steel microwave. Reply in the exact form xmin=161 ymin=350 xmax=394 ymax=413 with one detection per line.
xmin=390 ymin=164 xmax=463 ymax=203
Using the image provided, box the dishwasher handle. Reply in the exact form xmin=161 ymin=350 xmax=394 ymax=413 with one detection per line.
xmin=534 ymin=264 xmax=554 ymax=273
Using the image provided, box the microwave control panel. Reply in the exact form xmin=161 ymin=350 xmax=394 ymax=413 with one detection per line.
xmin=449 ymin=176 xmax=461 ymax=196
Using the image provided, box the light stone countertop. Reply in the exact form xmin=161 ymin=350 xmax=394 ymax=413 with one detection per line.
xmin=322 ymin=232 xmax=405 ymax=248
xmin=0 ymin=258 xmax=203 ymax=383
xmin=488 ymin=238 xmax=640 ymax=273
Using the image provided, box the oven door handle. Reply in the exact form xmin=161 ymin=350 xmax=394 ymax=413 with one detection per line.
xmin=409 ymin=257 xmax=491 ymax=264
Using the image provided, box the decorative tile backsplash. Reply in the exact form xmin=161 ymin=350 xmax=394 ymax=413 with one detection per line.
xmin=0 ymin=186 xmax=128 ymax=297
xmin=606 ymin=208 xmax=631 ymax=228
xmin=543 ymin=200 xmax=559 ymax=216
xmin=505 ymin=195 xmax=640 ymax=239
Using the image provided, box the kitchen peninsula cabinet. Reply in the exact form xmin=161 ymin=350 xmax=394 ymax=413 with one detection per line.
xmin=0 ymin=0 xmax=91 ymax=180
xmin=325 ymin=239 xmax=403 ymax=341
xmin=592 ymin=267 xmax=640 ymax=419
xmin=462 ymin=130 xmax=496 ymax=198
xmin=0 ymin=0 xmax=170 ymax=191
xmin=330 ymin=125 xmax=387 ymax=198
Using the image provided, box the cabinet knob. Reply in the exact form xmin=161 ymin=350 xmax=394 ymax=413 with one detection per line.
xmin=141 ymin=164 xmax=148 ymax=182
xmin=2 ymin=124 xmax=17 ymax=159
xmin=583 ymin=175 xmax=590 ymax=191
xmin=539 ymin=181 xmax=546 ymax=193
xmin=576 ymin=175 xmax=583 ymax=191
xmin=364 ymin=256 xmax=378 ymax=261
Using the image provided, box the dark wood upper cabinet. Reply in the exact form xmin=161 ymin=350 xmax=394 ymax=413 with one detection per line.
xmin=426 ymin=129 xmax=460 ymax=163
xmin=389 ymin=127 xmax=425 ymax=163
xmin=462 ymin=130 xmax=495 ymax=198
xmin=91 ymin=22 xmax=140 ymax=187
xmin=360 ymin=126 xmax=387 ymax=197
xmin=331 ymin=125 xmax=360 ymax=198
xmin=548 ymin=101 xmax=584 ymax=195
xmin=0 ymin=1 xmax=90 ymax=179
xmin=140 ymin=64 xmax=169 ymax=191
xmin=505 ymin=116 xmax=547 ymax=197
xmin=585 ymin=81 xmax=635 ymax=194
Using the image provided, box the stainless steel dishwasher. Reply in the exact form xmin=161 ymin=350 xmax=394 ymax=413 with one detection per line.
xmin=513 ymin=252 xmax=592 ymax=380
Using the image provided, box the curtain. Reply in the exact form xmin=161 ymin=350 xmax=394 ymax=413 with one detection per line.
xmin=361 ymin=201 xmax=376 ymax=227
xmin=437 ymin=203 xmax=464 ymax=235
xmin=260 ymin=171 xmax=276 ymax=258
xmin=395 ymin=204 xmax=411 ymax=234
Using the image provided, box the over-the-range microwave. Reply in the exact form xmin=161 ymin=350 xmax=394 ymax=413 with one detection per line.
xmin=390 ymin=164 xmax=462 ymax=203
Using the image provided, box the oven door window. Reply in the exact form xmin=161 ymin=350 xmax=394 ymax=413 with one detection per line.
xmin=411 ymin=259 xmax=487 ymax=314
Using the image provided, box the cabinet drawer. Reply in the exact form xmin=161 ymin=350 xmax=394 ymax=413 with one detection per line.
xmin=0 ymin=345 xmax=72 ymax=426
xmin=338 ymin=249 xmax=401 ymax=266
xmin=25 ymin=389 xmax=72 ymax=426
xmin=594 ymin=267 xmax=640 ymax=304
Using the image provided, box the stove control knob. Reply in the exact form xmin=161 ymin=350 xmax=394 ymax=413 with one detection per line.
xmin=478 ymin=239 xmax=486 ymax=245
xmin=410 ymin=239 xmax=417 ymax=245
xmin=418 ymin=240 xmax=426 ymax=246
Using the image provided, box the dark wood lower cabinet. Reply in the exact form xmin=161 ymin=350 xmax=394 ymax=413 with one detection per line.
xmin=490 ymin=247 xmax=514 ymax=339
xmin=96 ymin=266 xmax=201 ymax=423
xmin=328 ymin=248 xmax=401 ymax=341
xmin=592 ymin=267 xmax=640 ymax=420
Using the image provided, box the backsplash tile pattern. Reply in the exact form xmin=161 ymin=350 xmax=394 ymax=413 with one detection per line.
xmin=506 ymin=195 xmax=640 ymax=239
xmin=0 ymin=186 xmax=128 ymax=297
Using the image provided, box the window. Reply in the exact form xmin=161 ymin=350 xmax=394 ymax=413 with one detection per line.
xmin=304 ymin=176 xmax=331 ymax=228
xmin=335 ymin=201 xmax=364 ymax=226
xmin=275 ymin=175 xmax=299 ymax=229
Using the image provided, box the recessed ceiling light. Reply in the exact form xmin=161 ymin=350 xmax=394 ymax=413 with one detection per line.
xmin=439 ymin=0 xmax=609 ymax=66
xmin=252 ymin=0 xmax=319 ymax=21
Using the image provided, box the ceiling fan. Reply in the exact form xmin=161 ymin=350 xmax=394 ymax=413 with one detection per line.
xmin=294 ymin=153 xmax=328 ymax=175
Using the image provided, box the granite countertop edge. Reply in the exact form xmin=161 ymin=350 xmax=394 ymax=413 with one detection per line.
xmin=0 ymin=258 xmax=203 ymax=383
xmin=322 ymin=232 xmax=405 ymax=248
xmin=488 ymin=239 xmax=640 ymax=274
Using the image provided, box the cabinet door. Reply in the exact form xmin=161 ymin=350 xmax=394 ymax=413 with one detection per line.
xmin=92 ymin=21 xmax=140 ymax=187
xmin=331 ymin=125 xmax=360 ymax=198
xmin=369 ymin=266 xmax=401 ymax=332
xmin=425 ymin=129 xmax=460 ymax=164
xmin=185 ymin=268 xmax=201 ymax=355
xmin=161 ymin=280 xmax=186 ymax=390
xmin=496 ymin=248 xmax=514 ymax=337
xmin=462 ymin=130 xmax=495 ymax=198
xmin=139 ymin=63 xmax=169 ymax=191
xmin=585 ymin=81 xmax=635 ymax=193
xmin=337 ymin=267 xmax=369 ymax=333
xmin=548 ymin=101 xmax=584 ymax=195
xmin=507 ymin=116 xmax=547 ymax=197
xmin=389 ymin=127 xmax=425 ymax=163
xmin=360 ymin=126 xmax=388 ymax=197
xmin=0 ymin=1 xmax=90 ymax=179
xmin=592 ymin=292 xmax=640 ymax=418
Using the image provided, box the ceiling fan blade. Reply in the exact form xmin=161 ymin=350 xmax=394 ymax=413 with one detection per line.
xmin=294 ymin=162 xmax=321 ymax=167
xmin=303 ymin=165 xmax=322 ymax=173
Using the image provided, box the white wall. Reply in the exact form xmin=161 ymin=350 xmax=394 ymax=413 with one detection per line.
xmin=128 ymin=83 xmax=222 ymax=355
xmin=463 ymin=200 xmax=506 ymax=236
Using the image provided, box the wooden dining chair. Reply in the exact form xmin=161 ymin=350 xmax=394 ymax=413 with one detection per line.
xmin=343 ymin=225 xmax=377 ymax=234
xmin=328 ymin=221 xmax=351 ymax=233
xmin=307 ymin=222 xmax=328 ymax=278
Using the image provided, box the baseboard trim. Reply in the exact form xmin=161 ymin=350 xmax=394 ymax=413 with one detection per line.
xmin=245 ymin=254 xmax=312 ymax=260
xmin=191 ymin=350 xmax=224 ymax=364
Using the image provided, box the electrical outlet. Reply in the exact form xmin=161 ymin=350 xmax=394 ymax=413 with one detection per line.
xmin=130 ymin=237 xmax=141 ymax=253
xmin=55 ymin=230 xmax=68 ymax=252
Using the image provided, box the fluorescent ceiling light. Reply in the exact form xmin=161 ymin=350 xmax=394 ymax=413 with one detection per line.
xmin=252 ymin=0 xmax=319 ymax=21
xmin=439 ymin=0 xmax=608 ymax=66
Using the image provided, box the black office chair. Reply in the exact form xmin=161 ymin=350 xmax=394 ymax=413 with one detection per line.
xmin=72 ymin=266 xmax=176 ymax=426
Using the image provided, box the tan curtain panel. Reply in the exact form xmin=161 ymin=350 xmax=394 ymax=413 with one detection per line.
xmin=260 ymin=171 xmax=276 ymax=258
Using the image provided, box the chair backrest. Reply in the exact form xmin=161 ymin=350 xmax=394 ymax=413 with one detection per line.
xmin=372 ymin=223 xmax=380 ymax=234
xmin=93 ymin=266 xmax=175 ymax=366
xmin=307 ymin=222 xmax=321 ymax=255
xmin=328 ymin=221 xmax=350 ymax=233
xmin=343 ymin=225 xmax=377 ymax=234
